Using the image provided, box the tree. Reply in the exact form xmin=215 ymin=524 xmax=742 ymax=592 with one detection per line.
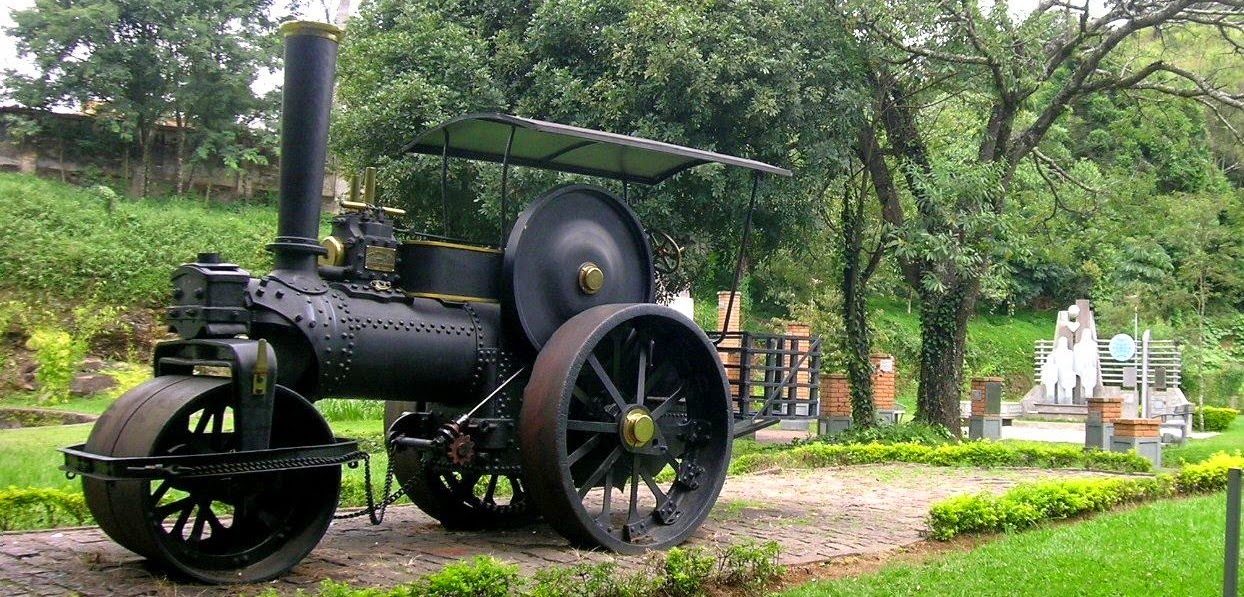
xmin=843 ymin=0 xmax=1244 ymax=432
xmin=333 ymin=0 xmax=867 ymax=294
xmin=5 ymin=0 xmax=281 ymax=196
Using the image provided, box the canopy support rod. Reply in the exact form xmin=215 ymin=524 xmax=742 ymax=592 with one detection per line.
xmin=499 ymin=125 xmax=516 ymax=247
xmin=441 ymin=129 xmax=450 ymax=235
xmin=715 ymin=171 xmax=761 ymax=346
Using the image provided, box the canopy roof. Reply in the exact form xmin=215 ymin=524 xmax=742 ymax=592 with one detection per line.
xmin=402 ymin=112 xmax=791 ymax=185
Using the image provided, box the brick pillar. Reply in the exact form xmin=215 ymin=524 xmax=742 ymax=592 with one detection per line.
xmin=1110 ymin=418 xmax=1161 ymax=467
xmin=870 ymin=354 xmax=897 ymax=410
xmin=819 ymin=373 xmax=852 ymax=434
xmin=969 ymin=376 xmax=1004 ymax=440
xmin=785 ymin=322 xmax=811 ymax=405
xmin=716 ymin=291 xmax=742 ymax=386
xmin=1086 ymin=397 xmax=1123 ymax=451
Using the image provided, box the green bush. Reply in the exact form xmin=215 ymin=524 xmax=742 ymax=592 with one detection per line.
xmin=1192 ymin=406 xmax=1239 ymax=432
xmin=807 ymin=421 xmax=954 ymax=446
xmin=717 ymin=540 xmax=784 ymax=591
xmin=662 ymin=547 xmax=716 ymax=597
xmin=927 ymin=476 xmax=1170 ymax=540
xmin=1172 ymin=451 xmax=1244 ymax=493
xmin=0 ymin=486 xmax=93 ymax=531
xmin=411 ymin=556 xmax=522 ymax=597
xmin=25 ymin=327 xmax=81 ymax=403
xmin=728 ymin=441 xmax=1152 ymax=475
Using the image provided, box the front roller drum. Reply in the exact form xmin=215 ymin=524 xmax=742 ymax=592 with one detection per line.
xmin=82 ymin=375 xmax=341 ymax=583
xmin=519 ymin=304 xmax=732 ymax=553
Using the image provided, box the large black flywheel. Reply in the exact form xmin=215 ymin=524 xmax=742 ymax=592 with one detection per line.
xmin=384 ymin=401 xmax=537 ymax=530
xmin=504 ymin=185 xmax=654 ymax=351
xmin=519 ymin=304 xmax=732 ymax=553
xmin=82 ymin=376 xmax=340 ymax=583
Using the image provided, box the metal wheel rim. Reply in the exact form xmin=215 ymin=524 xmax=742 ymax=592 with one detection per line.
xmin=520 ymin=304 xmax=731 ymax=553
xmin=83 ymin=376 xmax=340 ymax=583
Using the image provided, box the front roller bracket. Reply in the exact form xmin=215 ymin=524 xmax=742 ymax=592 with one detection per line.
xmin=61 ymin=438 xmax=362 ymax=482
xmin=153 ymin=338 xmax=278 ymax=451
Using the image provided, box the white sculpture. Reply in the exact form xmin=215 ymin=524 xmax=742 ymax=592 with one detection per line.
xmin=1053 ymin=336 xmax=1076 ymax=404
xmin=1073 ymin=327 xmax=1099 ymax=398
xmin=1040 ymin=346 xmax=1058 ymax=400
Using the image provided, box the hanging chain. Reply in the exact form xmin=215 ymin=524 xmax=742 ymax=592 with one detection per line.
xmin=333 ymin=442 xmax=409 ymax=524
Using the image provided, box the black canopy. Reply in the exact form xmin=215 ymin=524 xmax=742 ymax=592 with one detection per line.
xmin=402 ymin=112 xmax=791 ymax=185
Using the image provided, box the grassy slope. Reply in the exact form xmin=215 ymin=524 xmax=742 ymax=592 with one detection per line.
xmin=782 ymin=494 xmax=1238 ymax=596
xmin=0 ymin=172 xmax=281 ymax=307
xmin=1164 ymin=415 xmax=1244 ymax=466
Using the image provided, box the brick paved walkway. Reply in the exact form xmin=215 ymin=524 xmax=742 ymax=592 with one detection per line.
xmin=0 ymin=464 xmax=1112 ymax=596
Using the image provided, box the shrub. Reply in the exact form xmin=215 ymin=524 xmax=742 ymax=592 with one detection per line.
xmin=662 ymin=546 xmax=716 ymax=597
xmin=0 ymin=486 xmax=93 ymax=531
xmin=716 ymin=540 xmax=784 ymax=591
xmin=1192 ymin=406 xmax=1239 ymax=432
xmin=928 ymin=476 xmax=1170 ymax=540
xmin=1172 ymin=451 xmax=1244 ymax=493
xmin=728 ymin=441 xmax=1152 ymax=475
xmin=25 ymin=327 xmax=81 ymax=403
xmin=408 ymin=556 xmax=521 ymax=597
xmin=808 ymin=421 xmax=954 ymax=446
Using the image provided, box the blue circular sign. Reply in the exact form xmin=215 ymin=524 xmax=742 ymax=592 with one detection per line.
xmin=1109 ymin=334 xmax=1136 ymax=362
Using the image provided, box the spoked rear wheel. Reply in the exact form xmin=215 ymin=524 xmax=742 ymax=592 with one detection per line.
xmin=83 ymin=375 xmax=340 ymax=583
xmin=385 ymin=401 xmax=537 ymax=530
xmin=520 ymin=304 xmax=732 ymax=553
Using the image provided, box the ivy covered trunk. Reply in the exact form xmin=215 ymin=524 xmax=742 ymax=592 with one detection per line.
xmin=915 ymin=280 xmax=977 ymax=435
xmin=841 ymin=182 xmax=877 ymax=427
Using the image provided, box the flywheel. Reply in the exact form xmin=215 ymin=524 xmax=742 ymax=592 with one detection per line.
xmin=503 ymin=185 xmax=654 ymax=351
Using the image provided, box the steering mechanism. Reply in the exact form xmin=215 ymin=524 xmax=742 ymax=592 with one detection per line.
xmin=649 ymin=231 xmax=683 ymax=275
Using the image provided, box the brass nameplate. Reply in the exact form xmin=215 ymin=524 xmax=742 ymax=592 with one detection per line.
xmin=364 ymin=246 xmax=396 ymax=272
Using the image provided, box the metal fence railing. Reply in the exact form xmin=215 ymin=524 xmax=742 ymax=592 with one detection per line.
xmin=717 ymin=331 xmax=821 ymax=436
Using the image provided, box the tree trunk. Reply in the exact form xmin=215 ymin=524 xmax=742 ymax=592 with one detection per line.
xmin=915 ymin=280 xmax=977 ymax=435
xmin=840 ymin=178 xmax=876 ymax=428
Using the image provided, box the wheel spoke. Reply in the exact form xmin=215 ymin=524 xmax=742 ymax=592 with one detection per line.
xmin=171 ymin=503 xmax=194 ymax=538
xmin=578 ymin=447 xmax=622 ymax=498
xmin=598 ymin=468 xmax=614 ymax=527
xmin=567 ymin=433 xmax=604 ymax=466
xmin=627 ymin=454 xmax=640 ymax=522
xmin=484 ymin=475 xmax=499 ymax=506
xmin=635 ymin=335 xmax=649 ymax=405
xmin=190 ymin=501 xmax=209 ymax=542
xmin=648 ymin=385 xmax=684 ymax=419
xmin=150 ymin=480 xmax=171 ymax=504
xmin=640 ymin=469 xmax=667 ymax=503
xmin=567 ymin=419 xmax=616 ymax=433
xmin=155 ymin=496 xmax=193 ymax=520
xmin=587 ymin=355 xmax=629 ymax=412
xmin=203 ymin=506 xmax=227 ymax=534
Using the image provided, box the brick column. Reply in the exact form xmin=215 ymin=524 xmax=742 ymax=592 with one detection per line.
xmin=870 ymin=354 xmax=900 ymax=425
xmin=716 ymin=291 xmax=742 ymax=387
xmin=968 ymin=376 xmax=1004 ymax=440
xmin=1086 ymin=397 xmax=1123 ymax=450
xmin=819 ymin=373 xmax=852 ymax=434
xmin=1110 ymin=418 xmax=1161 ymax=467
xmin=785 ymin=322 xmax=812 ymax=405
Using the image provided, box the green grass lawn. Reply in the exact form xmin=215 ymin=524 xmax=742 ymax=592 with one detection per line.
xmin=781 ymin=493 xmax=1240 ymax=596
xmin=1164 ymin=415 xmax=1244 ymax=467
xmin=0 ymin=423 xmax=90 ymax=491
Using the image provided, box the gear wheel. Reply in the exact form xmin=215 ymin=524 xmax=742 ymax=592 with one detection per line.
xmin=446 ymin=433 xmax=476 ymax=466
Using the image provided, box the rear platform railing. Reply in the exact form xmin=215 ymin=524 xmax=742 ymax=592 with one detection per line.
xmin=718 ymin=331 xmax=821 ymax=436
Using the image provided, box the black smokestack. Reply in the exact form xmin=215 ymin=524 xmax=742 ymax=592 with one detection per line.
xmin=269 ymin=21 xmax=342 ymax=275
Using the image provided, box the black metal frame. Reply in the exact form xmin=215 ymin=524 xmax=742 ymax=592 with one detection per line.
xmin=718 ymin=330 xmax=822 ymax=437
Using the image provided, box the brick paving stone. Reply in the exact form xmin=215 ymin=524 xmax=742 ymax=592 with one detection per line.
xmin=0 ymin=464 xmax=1123 ymax=596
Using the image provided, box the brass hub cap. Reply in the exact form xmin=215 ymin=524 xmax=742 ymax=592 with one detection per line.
xmin=621 ymin=407 xmax=656 ymax=449
xmin=578 ymin=262 xmax=605 ymax=295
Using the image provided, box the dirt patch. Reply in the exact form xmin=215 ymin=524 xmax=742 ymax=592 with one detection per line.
xmin=0 ymin=407 xmax=96 ymax=429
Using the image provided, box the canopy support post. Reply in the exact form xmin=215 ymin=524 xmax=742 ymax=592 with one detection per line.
xmin=499 ymin=125 xmax=516 ymax=247
xmin=715 ymin=171 xmax=760 ymax=346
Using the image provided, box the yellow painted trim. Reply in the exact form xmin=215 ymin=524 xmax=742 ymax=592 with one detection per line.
xmin=406 ymin=291 xmax=499 ymax=304
xmin=280 ymin=21 xmax=343 ymax=43
xmin=403 ymin=239 xmax=503 ymax=254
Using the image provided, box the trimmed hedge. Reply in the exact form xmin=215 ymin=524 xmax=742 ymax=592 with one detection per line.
xmin=0 ymin=486 xmax=92 ymax=531
xmin=728 ymin=441 xmax=1152 ymax=475
xmin=927 ymin=477 xmax=1168 ymax=540
xmin=1172 ymin=451 xmax=1244 ymax=493
xmin=929 ymin=450 xmax=1244 ymax=540
xmin=1192 ymin=406 xmax=1239 ymax=432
